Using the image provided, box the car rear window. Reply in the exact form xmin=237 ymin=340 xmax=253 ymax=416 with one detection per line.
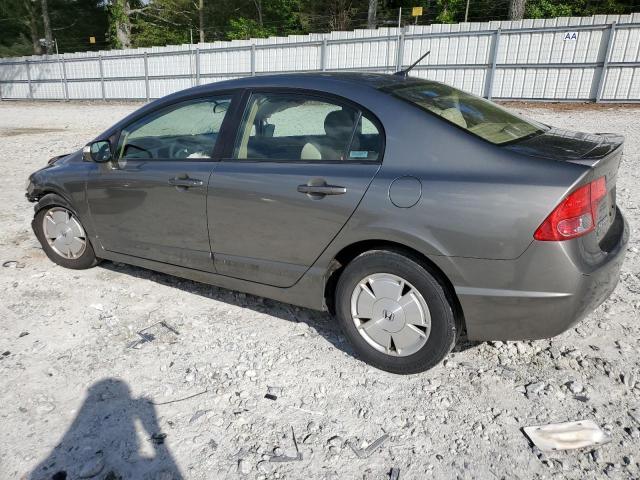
xmin=382 ymin=81 xmax=546 ymax=145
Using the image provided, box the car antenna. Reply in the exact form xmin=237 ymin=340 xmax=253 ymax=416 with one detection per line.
xmin=394 ymin=50 xmax=431 ymax=77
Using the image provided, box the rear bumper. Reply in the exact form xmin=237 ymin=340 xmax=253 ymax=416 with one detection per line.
xmin=434 ymin=208 xmax=629 ymax=341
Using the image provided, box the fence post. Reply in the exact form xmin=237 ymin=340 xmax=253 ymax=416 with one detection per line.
xmin=251 ymin=44 xmax=256 ymax=76
xmin=143 ymin=52 xmax=150 ymax=102
xmin=485 ymin=28 xmax=501 ymax=99
xmin=25 ymin=59 xmax=33 ymax=100
xmin=195 ymin=47 xmax=200 ymax=85
xmin=60 ymin=56 xmax=69 ymax=101
xmin=98 ymin=54 xmax=106 ymax=100
xmin=395 ymin=29 xmax=405 ymax=71
xmin=321 ymin=38 xmax=328 ymax=71
xmin=596 ymin=22 xmax=616 ymax=102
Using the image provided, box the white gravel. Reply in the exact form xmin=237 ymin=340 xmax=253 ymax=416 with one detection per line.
xmin=0 ymin=100 xmax=639 ymax=480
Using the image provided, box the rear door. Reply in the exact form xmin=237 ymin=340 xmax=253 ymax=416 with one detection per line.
xmin=207 ymin=90 xmax=383 ymax=287
xmin=86 ymin=94 xmax=236 ymax=271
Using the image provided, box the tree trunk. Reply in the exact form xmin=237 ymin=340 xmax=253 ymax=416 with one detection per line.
xmin=25 ymin=0 xmax=42 ymax=54
xmin=199 ymin=0 xmax=204 ymax=42
xmin=40 ymin=0 xmax=53 ymax=53
xmin=115 ymin=0 xmax=132 ymax=49
xmin=367 ymin=0 xmax=377 ymax=29
xmin=253 ymin=0 xmax=263 ymax=27
xmin=508 ymin=0 xmax=526 ymax=20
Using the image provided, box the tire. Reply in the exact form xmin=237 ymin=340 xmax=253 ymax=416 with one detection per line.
xmin=33 ymin=202 xmax=99 ymax=270
xmin=335 ymin=249 xmax=459 ymax=374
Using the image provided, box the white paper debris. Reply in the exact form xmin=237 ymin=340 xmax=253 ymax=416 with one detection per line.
xmin=523 ymin=420 xmax=611 ymax=452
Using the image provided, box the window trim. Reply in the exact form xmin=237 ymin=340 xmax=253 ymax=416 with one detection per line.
xmin=112 ymin=91 xmax=241 ymax=162
xmin=222 ymin=87 xmax=385 ymax=165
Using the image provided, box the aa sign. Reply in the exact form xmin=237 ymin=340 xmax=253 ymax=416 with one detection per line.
xmin=563 ymin=31 xmax=578 ymax=41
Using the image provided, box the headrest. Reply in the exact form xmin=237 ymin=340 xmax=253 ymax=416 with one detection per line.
xmin=324 ymin=110 xmax=354 ymax=139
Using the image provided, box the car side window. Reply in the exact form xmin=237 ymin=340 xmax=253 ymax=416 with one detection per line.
xmin=233 ymin=93 xmax=382 ymax=162
xmin=116 ymin=96 xmax=232 ymax=160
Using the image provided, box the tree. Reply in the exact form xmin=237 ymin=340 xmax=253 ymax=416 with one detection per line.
xmin=508 ymin=0 xmax=526 ymax=20
xmin=26 ymin=0 xmax=42 ymax=54
xmin=199 ymin=0 xmax=204 ymax=42
xmin=40 ymin=0 xmax=54 ymax=52
xmin=367 ymin=0 xmax=376 ymax=28
xmin=252 ymin=0 xmax=263 ymax=27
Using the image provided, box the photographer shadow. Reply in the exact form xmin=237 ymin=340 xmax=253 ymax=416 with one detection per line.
xmin=29 ymin=378 xmax=183 ymax=480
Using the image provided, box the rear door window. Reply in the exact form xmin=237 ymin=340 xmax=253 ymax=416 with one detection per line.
xmin=233 ymin=92 xmax=383 ymax=162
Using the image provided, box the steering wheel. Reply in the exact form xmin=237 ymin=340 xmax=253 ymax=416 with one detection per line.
xmin=169 ymin=138 xmax=197 ymax=158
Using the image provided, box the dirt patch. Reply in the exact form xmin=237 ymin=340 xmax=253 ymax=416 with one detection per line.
xmin=0 ymin=127 xmax=66 ymax=137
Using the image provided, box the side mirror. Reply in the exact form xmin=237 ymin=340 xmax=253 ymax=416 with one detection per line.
xmin=83 ymin=140 xmax=113 ymax=163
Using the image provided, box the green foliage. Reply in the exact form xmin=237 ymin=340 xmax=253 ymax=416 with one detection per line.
xmin=0 ymin=0 xmax=638 ymax=57
xmin=0 ymin=35 xmax=34 ymax=57
xmin=435 ymin=0 xmax=465 ymax=23
xmin=226 ymin=18 xmax=276 ymax=40
xmin=132 ymin=19 xmax=190 ymax=47
xmin=526 ymin=0 xmax=579 ymax=17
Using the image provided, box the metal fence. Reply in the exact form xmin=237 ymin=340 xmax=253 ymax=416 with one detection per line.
xmin=1 ymin=13 xmax=640 ymax=102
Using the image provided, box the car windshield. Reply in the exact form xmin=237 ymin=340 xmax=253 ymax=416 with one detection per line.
xmin=382 ymin=80 xmax=547 ymax=145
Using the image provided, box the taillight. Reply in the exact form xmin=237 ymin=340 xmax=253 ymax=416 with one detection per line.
xmin=534 ymin=177 xmax=607 ymax=241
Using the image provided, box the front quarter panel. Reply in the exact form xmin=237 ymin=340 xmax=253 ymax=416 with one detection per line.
xmin=28 ymin=150 xmax=96 ymax=238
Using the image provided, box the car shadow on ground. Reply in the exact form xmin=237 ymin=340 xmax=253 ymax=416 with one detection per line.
xmin=28 ymin=378 xmax=183 ymax=480
xmin=98 ymin=261 xmax=359 ymax=358
xmin=99 ymin=260 xmax=483 ymax=360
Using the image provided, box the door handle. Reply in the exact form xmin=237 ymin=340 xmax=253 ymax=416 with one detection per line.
xmin=168 ymin=176 xmax=204 ymax=188
xmin=297 ymin=184 xmax=346 ymax=196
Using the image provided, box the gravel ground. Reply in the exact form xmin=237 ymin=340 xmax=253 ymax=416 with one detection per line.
xmin=0 ymin=101 xmax=639 ymax=480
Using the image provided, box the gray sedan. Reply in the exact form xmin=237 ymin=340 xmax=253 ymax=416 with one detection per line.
xmin=26 ymin=72 xmax=629 ymax=373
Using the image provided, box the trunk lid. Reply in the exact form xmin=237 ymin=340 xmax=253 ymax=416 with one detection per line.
xmin=506 ymin=128 xmax=623 ymax=246
xmin=504 ymin=128 xmax=623 ymax=161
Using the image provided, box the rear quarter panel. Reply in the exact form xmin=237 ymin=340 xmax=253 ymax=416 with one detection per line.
xmin=318 ymin=96 xmax=590 ymax=262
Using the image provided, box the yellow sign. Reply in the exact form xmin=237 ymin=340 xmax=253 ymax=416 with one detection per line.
xmin=89 ymin=36 xmax=96 ymax=44
xmin=412 ymin=6 xmax=423 ymax=16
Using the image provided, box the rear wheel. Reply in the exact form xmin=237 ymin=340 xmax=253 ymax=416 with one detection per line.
xmin=34 ymin=204 xmax=99 ymax=270
xmin=335 ymin=250 xmax=459 ymax=374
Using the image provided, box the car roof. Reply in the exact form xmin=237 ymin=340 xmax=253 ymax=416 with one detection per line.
xmin=174 ymin=71 xmax=424 ymax=98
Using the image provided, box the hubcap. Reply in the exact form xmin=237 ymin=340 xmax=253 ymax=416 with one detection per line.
xmin=42 ymin=207 xmax=87 ymax=259
xmin=351 ymin=273 xmax=431 ymax=357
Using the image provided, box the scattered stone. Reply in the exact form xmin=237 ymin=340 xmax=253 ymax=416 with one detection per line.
xmin=526 ymin=382 xmax=546 ymax=396
xmin=18 ymin=331 xmax=29 ymax=338
xmin=151 ymin=433 xmax=167 ymax=445
xmin=257 ymin=460 xmax=274 ymax=474
xmin=78 ymin=452 xmax=104 ymax=478
xmin=566 ymin=381 xmax=584 ymax=394
xmin=327 ymin=435 xmax=343 ymax=449
xmin=238 ymin=459 xmax=250 ymax=475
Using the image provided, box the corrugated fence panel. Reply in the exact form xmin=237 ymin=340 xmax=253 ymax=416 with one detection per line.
xmin=150 ymin=78 xmax=193 ymax=99
xmin=0 ymin=62 xmax=28 ymax=81
xmin=1 ymin=14 xmax=639 ymax=101
xmin=68 ymin=81 xmax=102 ymax=100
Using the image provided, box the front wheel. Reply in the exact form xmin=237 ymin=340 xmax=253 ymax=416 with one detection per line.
xmin=33 ymin=204 xmax=99 ymax=270
xmin=335 ymin=250 xmax=459 ymax=374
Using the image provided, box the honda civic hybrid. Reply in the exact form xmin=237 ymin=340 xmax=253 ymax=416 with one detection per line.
xmin=26 ymin=72 xmax=629 ymax=373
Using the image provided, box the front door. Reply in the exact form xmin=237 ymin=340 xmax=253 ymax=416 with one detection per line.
xmin=87 ymin=95 xmax=234 ymax=271
xmin=208 ymin=91 xmax=384 ymax=287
